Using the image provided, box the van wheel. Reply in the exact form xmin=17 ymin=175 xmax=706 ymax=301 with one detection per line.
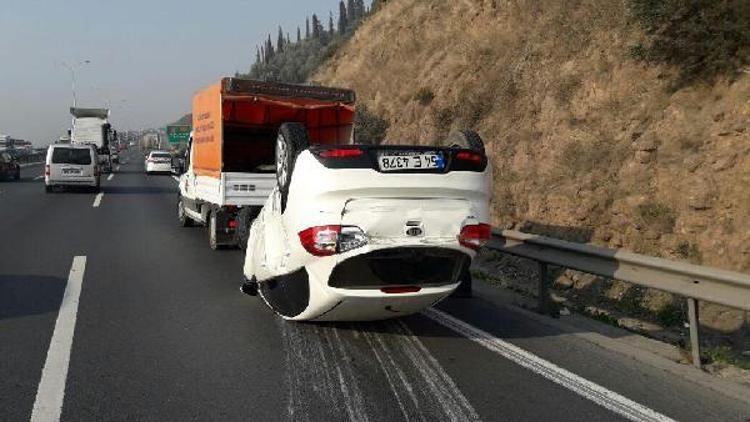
xmin=208 ymin=211 xmax=219 ymax=250
xmin=442 ymin=129 xmax=486 ymax=155
xmin=178 ymin=197 xmax=193 ymax=227
xmin=44 ymin=185 xmax=52 ymax=193
xmin=276 ymin=123 xmax=310 ymax=213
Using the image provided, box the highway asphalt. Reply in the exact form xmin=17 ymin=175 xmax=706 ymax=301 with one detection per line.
xmin=1 ymin=151 xmax=749 ymax=422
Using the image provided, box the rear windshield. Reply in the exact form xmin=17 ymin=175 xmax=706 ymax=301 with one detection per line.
xmin=51 ymin=148 xmax=92 ymax=165
xmin=152 ymin=153 xmax=171 ymax=159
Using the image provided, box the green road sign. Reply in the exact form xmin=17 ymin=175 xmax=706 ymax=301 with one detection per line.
xmin=167 ymin=125 xmax=191 ymax=144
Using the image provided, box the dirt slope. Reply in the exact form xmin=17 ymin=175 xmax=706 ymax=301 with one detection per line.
xmin=316 ymin=0 xmax=750 ymax=334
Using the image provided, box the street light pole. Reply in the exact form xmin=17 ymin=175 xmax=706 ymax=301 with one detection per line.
xmin=60 ymin=60 xmax=91 ymax=108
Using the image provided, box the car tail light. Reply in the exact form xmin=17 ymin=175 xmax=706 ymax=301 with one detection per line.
xmin=45 ymin=165 xmax=50 ymax=176
xmin=455 ymin=151 xmax=483 ymax=164
xmin=228 ymin=220 xmax=238 ymax=229
xmin=298 ymin=225 xmax=368 ymax=257
xmin=459 ymin=223 xmax=492 ymax=250
xmin=318 ymin=148 xmax=363 ymax=158
xmin=381 ymin=286 xmax=422 ymax=294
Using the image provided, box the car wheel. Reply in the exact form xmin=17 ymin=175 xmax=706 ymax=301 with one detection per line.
xmin=208 ymin=211 xmax=219 ymax=250
xmin=178 ymin=197 xmax=193 ymax=227
xmin=44 ymin=185 xmax=52 ymax=193
xmin=275 ymin=122 xmax=310 ymax=213
xmin=442 ymin=129 xmax=486 ymax=155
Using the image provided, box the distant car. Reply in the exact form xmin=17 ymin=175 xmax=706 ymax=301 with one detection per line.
xmin=44 ymin=144 xmax=100 ymax=192
xmin=241 ymin=124 xmax=492 ymax=322
xmin=0 ymin=151 xmax=21 ymax=181
xmin=145 ymin=151 xmax=172 ymax=174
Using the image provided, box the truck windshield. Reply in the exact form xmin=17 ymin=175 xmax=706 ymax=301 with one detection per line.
xmin=52 ymin=148 xmax=92 ymax=165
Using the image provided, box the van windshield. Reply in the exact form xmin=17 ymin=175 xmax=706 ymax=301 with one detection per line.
xmin=52 ymin=148 xmax=92 ymax=165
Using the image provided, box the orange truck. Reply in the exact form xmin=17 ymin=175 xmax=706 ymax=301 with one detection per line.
xmin=177 ymin=77 xmax=356 ymax=250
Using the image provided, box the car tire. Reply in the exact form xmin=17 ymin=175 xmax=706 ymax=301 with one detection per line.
xmin=442 ymin=129 xmax=486 ymax=155
xmin=178 ymin=196 xmax=193 ymax=227
xmin=208 ymin=211 xmax=219 ymax=250
xmin=275 ymin=122 xmax=310 ymax=213
xmin=44 ymin=185 xmax=52 ymax=193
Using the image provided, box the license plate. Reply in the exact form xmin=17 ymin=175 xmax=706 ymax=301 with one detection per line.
xmin=62 ymin=168 xmax=81 ymax=175
xmin=378 ymin=152 xmax=444 ymax=172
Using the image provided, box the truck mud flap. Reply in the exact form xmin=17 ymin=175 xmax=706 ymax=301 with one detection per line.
xmin=259 ymin=268 xmax=310 ymax=318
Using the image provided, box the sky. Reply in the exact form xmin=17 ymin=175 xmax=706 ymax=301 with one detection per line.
xmin=0 ymin=0 xmax=347 ymax=146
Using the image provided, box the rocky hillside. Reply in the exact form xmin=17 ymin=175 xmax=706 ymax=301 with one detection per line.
xmin=315 ymin=0 xmax=750 ymax=345
xmin=316 ymin=0 xmax=750 ymax=274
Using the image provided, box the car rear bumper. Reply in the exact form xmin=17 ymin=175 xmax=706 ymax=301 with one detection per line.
xmin=258 ymin=246 xmax=470 ymax=321
xmin=146 ymin=164 xmax=171 ymax=172
xmin=46 ymin=177 xmax=99 ymax=187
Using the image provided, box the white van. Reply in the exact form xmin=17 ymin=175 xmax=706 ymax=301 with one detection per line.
xmin=45 ymin=144 xmax=100 ymax=193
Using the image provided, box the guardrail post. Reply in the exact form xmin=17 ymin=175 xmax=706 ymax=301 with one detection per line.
xmin=687 ymin=297 xmax=702 ymax=369
xmin=538 ymin=262 xmax=549 ymax=314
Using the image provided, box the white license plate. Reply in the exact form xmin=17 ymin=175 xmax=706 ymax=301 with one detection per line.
xmin=378 ymin=152 xmax=444 ymax=172
xmin=62 ymin=169 xmax=81 ymax=175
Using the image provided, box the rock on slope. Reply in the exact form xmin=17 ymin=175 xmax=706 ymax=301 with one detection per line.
xmin=316 ymin=0 xmax=750 ymax=333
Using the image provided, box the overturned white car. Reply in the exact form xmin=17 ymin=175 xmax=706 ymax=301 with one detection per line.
xmin=242 ymin=123 xmax=492 ymax=321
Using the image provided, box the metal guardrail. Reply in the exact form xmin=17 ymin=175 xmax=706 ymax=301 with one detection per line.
xmin=487 ymin=229 xmax=750 ymax=368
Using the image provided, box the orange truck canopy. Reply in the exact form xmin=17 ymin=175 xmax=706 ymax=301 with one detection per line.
xmin=192 ymin=78 xmax=356 ymax=178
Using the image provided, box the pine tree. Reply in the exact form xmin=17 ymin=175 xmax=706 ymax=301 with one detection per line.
xmin=312 ymin=14 xmax=321 ymax=38
xmin=255 ymin=47 xmax=261 ymax=64
xmin=347 ymin=0 xmax=356 ymax=24
xmin=277 ymin=27 xmax=285 ymax=53
xmin=338 ymin=1 xmax=348 ymax=34
xmin=305 ymin=17 xmax=310 ymax=39
xmin=297 ymin=26 xmax=301 ymax=43
xmin=260 ymin=45 xmax=265 ymax=63
xmin=329 ymin=12 xmax=335 ymax=34
xmin=356 ymin=0 xmax=365 ymax=19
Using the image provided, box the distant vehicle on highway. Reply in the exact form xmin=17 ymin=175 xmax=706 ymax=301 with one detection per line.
xmin=145 ymin=150 xmax=172 ymax=174
xmin=241 ymin=124 xmax=492 ymax=322
xmin=0 ymin=150 xmax=21 ymax=181
xmin=44 ymin=144 xmax=100 ymax=193
xmin=177 ymin=78 xmax=356 ymax=250
xmin=70 ymin=107 xmax=112 ymax=174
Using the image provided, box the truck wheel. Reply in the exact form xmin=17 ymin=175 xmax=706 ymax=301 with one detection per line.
xmin=442 ymin=129 xmax=486 ymax=155
xmin=178 ymin=197 xmax=193 ymax=227
xmin=208 ymin=211 xmax=219 ymax=250
xmin=276 ymin=123 xmax=310 ymax=213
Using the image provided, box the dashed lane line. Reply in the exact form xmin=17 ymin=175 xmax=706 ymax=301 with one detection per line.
xmin=30 ymin=256 xmax=87 ymax=422
xmin=171 ymin=175 xmax=180 ymax=183
xmin=423 ymin=308 xmax=676 ymax=422
xmin=92 ymin=193 xmax=103 ymax=208
xmin=107 ymin=174 xmax=114 ymax=181
xmin=34 ymin=175 xmax=44 ymax=181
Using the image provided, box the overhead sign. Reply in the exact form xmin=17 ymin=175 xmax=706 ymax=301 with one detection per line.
xmin=167 ymin=125 xmax=191 ymax=144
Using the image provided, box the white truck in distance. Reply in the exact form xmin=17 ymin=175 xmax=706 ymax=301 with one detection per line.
xmin=70 ymin=107 xmax=112 ymax=173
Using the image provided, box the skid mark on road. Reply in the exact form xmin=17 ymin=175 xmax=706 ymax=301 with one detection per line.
xmin=280 ymin=319 xmax=480 ymax=422
xmin=423 ymin=308 xmax=675 ymax=422
xmin=30 ymin=256 xmax=87 ymax=422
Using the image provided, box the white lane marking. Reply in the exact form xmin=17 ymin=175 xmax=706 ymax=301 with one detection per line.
xmin=115 ymin=166 xmax=120 ymax=172
xmin=30 ymin=256 xmax=87 ymax=422
xmin=92 ymin=193 xmax=103 ymax=208
xmin=107 ymin=174 xmax=114 ymax=181
xmin=35 ymin=175 xmax=44 ymax=181
xmin=171 ymin=175 xmax=180 ymax=183
xmin=423 ymin=308 xmax=675 ymax=422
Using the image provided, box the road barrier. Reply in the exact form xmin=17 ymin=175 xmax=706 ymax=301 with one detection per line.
xmin=488 ymin=229 xmax=750 ymax=369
